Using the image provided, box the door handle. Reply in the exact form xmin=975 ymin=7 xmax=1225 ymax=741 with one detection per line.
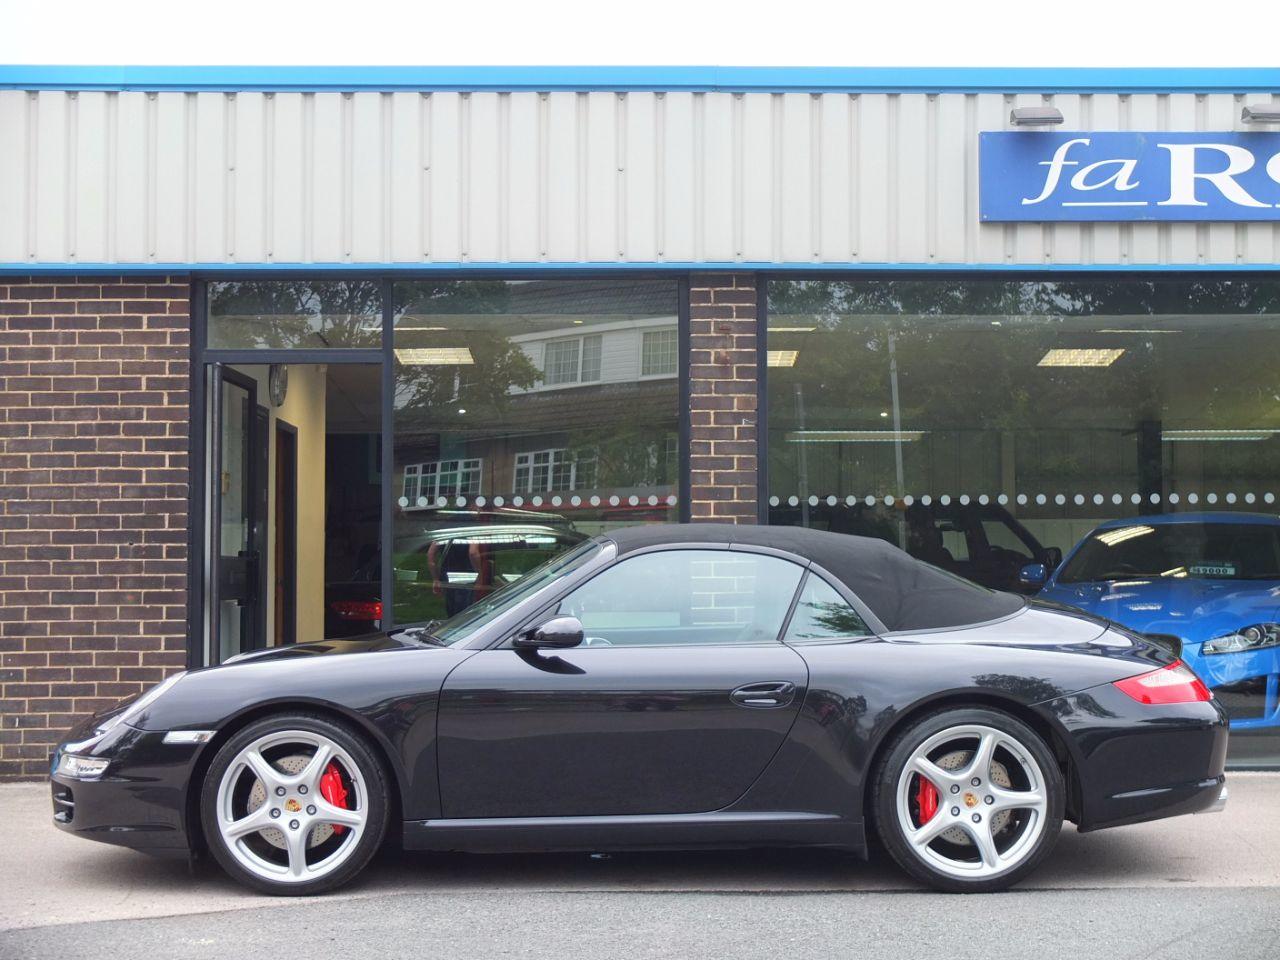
xmin=730 ymin=681 xmax=797 ymax=709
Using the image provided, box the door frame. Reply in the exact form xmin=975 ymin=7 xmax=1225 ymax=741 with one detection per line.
xmin=188 ymin=280 xmax=389 ymax=668
xmin=275 ymin=419 xmax=299 ymax=646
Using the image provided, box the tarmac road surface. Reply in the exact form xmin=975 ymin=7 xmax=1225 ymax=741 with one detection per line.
xmin=3 ymin=774 xmax=1278 ymax=959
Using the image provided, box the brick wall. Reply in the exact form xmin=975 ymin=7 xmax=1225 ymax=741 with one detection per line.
xmin=688 ymin=274 xmax=760 ymax=523
xmin=0 ymin=278 xmax=191 ymax=780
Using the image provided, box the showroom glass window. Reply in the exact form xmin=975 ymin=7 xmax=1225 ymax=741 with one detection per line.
xmin=766 ymin=278 xmax=1280 ymax=765
xmin=391 ymin=278 xmax=681 ymax=627
xmin=207 ymin=280 xmax=382 ymax=348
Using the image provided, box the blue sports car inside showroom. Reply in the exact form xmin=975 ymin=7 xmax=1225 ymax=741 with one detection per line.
xmin=1031 ymin=513 xmax=1280 ymax=729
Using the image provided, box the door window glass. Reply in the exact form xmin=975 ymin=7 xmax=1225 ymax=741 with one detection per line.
xmin=783 ymin=574 xmax=871 ymax=642
xmin=555 ymin=550 xmax=804 ymax=647
xmin=216 ymin=377 xmax=252 ymax=662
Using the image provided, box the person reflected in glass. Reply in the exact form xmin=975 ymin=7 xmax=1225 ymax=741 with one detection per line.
xmin=428 ymin=538 xmax=475 ymax=617
xmin=428 ymin=533 xmax=497 ymax=616
xmin=469 ymin=534 xmax=496 ymax=606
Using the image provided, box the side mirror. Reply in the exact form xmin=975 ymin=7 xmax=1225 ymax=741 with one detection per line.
xmin=1019 ymin=563 xmax=1049 ymax=587
xmin=514 ymin=615 xmax=584 ymax=650
xmin=1043 ymin=547 xmax=1063 ymax=570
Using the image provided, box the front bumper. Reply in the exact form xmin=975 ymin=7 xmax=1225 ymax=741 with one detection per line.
xmin=49 ymin=715 xmax=208 ymax=856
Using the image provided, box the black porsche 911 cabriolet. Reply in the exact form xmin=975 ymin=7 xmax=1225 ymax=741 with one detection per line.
xmin=50 ymin=525 xmax=1228 ymax=895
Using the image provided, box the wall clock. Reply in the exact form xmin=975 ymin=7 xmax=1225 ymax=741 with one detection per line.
xmin=268 ymin=364 xmax=288 ymax=407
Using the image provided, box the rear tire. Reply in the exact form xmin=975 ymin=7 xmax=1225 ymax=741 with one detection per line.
xmin=200 ymin=712 xmax=389 ymax=896
xmin=871 ymin=706 xmax=1064 ymax=893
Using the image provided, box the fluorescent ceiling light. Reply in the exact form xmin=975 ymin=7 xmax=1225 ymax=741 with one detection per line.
xmin=394 ymin=325 xmax=449 ymax=332
xmin=1097 ymin=329 xmax=1181 ymax=335
xmin=1037 ymin=348 xmax=1125 ymax=367
xmin=785 ymin=430 xmax=926 ymax=443
xmin=395 ymin=347 xmax=475 ymax=365
xmin=768 ymin=350 xmax=799 ymax=367
xmin=1163 ymin=429 xmax=1278 ymax=442
xmin=769 ymin=326 xmax=817 ymax=333
xmin=1096 ymin=525 xmax=1154 ymax=547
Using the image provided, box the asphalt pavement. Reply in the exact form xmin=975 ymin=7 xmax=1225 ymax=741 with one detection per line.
xmin=3 ymin=774 xmax=1279 ymax=959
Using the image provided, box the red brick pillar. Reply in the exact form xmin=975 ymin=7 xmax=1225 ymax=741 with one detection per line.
xmin=0 ymin=277 xmax=191 ymax=780
xmin=687 ymin=274 xmax=760 ymax=524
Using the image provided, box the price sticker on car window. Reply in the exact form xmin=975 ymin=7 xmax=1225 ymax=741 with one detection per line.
xmin=1188 ymin=562 xmax=1238 ymax=577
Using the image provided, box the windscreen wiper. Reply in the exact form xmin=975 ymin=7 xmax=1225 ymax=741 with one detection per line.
xmin=393 ymin=620 xmax=447 ymax=646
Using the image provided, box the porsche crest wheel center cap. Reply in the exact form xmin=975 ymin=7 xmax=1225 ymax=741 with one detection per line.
xmin=285 ymin=798 xmax=301 ymax=813
xmin=245 ymin=752 xmax=338 ymax=850
xmin=930 ymin=747 xmax=1015 ymax=846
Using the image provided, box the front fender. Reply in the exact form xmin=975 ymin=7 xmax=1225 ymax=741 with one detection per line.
xmin=133 ymin=647 xmax=476 ymax=821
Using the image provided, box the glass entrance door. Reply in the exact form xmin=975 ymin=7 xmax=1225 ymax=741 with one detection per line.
xmin=209 ymin=365 xmax=267 ymax=662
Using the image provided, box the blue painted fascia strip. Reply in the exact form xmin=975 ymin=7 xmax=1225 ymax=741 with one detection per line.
xmin=2 ymin=65 xmax=1279 ymax=94
xmin=3 ymin=261 xmax=1279 ymax=276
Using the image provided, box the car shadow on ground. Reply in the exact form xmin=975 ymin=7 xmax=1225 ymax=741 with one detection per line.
xmin=61 ymin=825 xmax=1172 ymax=903
xmin=363 ymin=844 xmax=911 ymax=891
xmin=62 ymin=842 xmax=908 ymax=902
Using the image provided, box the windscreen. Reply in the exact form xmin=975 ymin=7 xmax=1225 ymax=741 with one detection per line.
xmin=1058 ymin=522 xmax=1280 ymax=583
xmin=430 ymin=539 xmax=603 ymax=645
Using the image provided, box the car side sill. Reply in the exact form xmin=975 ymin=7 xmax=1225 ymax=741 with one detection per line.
xmin=403 ymin=810 xmax=864 ymax=854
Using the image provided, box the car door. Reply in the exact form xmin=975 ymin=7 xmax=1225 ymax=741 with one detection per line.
xmin=435 ymin=546 xmax=810 ymax=819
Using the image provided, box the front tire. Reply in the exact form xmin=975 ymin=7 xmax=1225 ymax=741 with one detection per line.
xmin=200 ymin=712 xmax=389 ymax=895
xmin=872 ymin=707 xmax=1064 ymax=893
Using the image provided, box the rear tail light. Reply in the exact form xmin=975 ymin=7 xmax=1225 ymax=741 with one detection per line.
xmin=1113 ymin=660 xmax=1212 ymax=705
xmin=329 ymin=600 xmax=383 ymax=621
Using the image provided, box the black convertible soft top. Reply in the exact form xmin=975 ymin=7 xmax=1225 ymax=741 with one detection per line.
xmin=602 ymin=523 xmax=1026 ymax=633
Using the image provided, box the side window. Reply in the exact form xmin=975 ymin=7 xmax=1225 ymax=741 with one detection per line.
xmin=980 ymin=519 xmax=1034 ymax=560
xmin=555 ymin=550 xmax=804 ymax=647
xmin=783 ymin=574 xmax=871 ymax=643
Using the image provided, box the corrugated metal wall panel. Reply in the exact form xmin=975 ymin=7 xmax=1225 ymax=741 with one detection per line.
xmin=2 ymin=88 xmax=1278 ymax=267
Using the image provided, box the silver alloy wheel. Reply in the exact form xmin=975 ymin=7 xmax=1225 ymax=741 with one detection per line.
xmin=894 ymin=723 xmax=1048 ymax=881
xmin=215 ymin=730 xmax=367 ymax=885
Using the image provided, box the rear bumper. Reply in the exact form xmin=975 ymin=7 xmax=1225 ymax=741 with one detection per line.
xmin=1038 ymin=682 xmax=1230 ymax=832
xmin=1080 ymin=774 xmax=1226 ymax=831
xmin=1198 ymin=782 xmax=1229 ymax=815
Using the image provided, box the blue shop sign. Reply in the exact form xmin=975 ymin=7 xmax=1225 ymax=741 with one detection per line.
xmin=980 ymin=131 xmax=1280 ymax=222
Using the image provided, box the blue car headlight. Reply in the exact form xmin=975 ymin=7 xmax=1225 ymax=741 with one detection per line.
xmin=1202 ymin=623 xmax=1280 ymax=656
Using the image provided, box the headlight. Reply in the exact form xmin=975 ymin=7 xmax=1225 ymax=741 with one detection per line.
xmin=1202 ymin=623 xmax=1280 ymax=656
xmin=55 ymin=753 xmax=110 ymax=779
xmin=94 ymin=671 xmax=186 ymax=735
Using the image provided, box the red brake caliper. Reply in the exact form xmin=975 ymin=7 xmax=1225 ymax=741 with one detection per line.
xmin=319 ymin=761 xmax=350 ymax=835
xmin=915 ymin=775 xmax=939 ymax=825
